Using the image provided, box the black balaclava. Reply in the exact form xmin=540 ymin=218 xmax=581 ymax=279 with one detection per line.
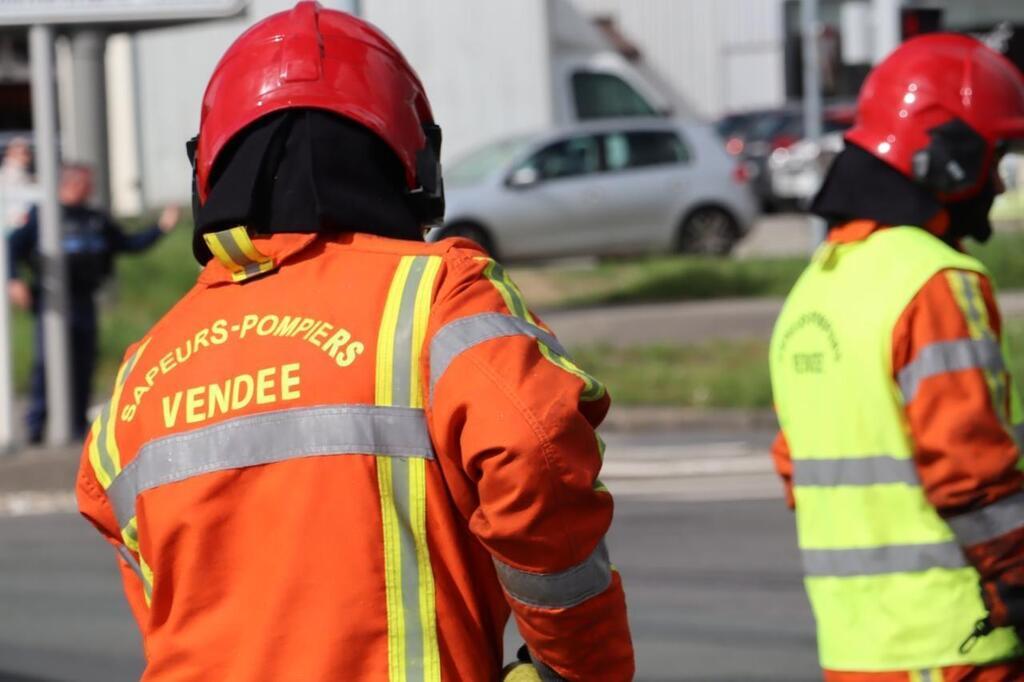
xmin=810 ymin=141 xmax=997 ymax=245
xmin=192 ymin=109 xmax=422 ymax=265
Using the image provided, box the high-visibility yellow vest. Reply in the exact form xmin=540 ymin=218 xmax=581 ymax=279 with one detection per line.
xmin=770 ymin=226 xmax=1023 ymax=670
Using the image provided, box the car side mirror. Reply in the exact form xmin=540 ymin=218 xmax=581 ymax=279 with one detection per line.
xmin=508 ymin=166 xmax=540 ymax=189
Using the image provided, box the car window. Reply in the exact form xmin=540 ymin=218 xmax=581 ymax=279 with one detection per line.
xmin=517 ymin=136 xmax=602 ymax=181
xmin=445 ymin=136 xmax=534 ymax=188
xmin=572 ymin=71 xmax=659 ymax=120
xmin=603 ymin=131 xmax=689 ymax=171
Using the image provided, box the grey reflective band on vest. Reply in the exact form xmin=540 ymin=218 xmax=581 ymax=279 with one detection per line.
xmin=429 ymin=312 xmax=568 ymax=397
xmin=898 ymin=337 xmax=1004 ymax=403
xmin=802 ymin=541 xmax=967 ymax=577
xmin=792 ymin=455 xmax=919 ymax=487
xmin=107 ymin=404 xmax=435 ymax=529
xmin=494 ymin=540 xmax=612 ymax=609
xmin=946 ymin=492 xmax=1024 ymax=547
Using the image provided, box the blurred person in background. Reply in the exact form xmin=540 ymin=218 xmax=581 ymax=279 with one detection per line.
xmin=770 ymin=34 xmax=1024 ymax=681
xmin=0 ymin=136 xmax=35 ymax=230
xmin=74 ymin=3 xmax=632 ymax=681
xmin=6 ymin=163 xmax=180 ymax=443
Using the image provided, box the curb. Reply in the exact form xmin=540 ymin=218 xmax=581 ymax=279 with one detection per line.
xmin=0 ymin=445 xmax=79 ymax=495
xmin=602 ymin=406 xmax=778 ymax=432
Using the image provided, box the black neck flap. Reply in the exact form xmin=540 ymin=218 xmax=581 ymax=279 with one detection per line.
xmin=192 ymin=109 xmax=422 ymax=264
xmin=811 ymin=142 xmax=943 ymax=230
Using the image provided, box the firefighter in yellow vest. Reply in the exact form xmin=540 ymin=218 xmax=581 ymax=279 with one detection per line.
xmin=770 ymin=34 xmax=1024 ymax=681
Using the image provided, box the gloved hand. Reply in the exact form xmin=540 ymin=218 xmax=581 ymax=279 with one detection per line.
xmin=501 ymin=662 xmax=542 ymax=682
xmin=501 ymin=646 xmax=565 ymax=682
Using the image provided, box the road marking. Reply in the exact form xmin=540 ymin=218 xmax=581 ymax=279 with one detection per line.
xmin=600 ymin=439 xmax=783 ymax=503
xmin=0 ymin=491 xmax=77 ymax=518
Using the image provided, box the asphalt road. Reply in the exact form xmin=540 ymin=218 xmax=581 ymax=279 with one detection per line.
xmin=0 ymin=429 xmax=820 ymax=682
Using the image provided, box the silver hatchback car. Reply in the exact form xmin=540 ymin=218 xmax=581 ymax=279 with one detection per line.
xmin=429 ymin=118 xmax=759 ymax=260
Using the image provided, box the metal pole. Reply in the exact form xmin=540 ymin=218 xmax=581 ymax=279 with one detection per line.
xmin=0 ymin=190 xmax=13 ymax=454
xmin=801 ymin=0 xmax=827 ymax=247
xmin=872 ymin=0 xmax=903 ymax=64
xmin=68 ymin=29 xmax=111 ymax=210
xmin=30 ymin=24 xmax=73 ymax=445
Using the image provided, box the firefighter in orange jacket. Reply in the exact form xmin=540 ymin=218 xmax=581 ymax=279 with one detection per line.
xmin=771 ymin=35 xmax=1024 ymax=680
xmin=75 ymin=4 xmax=634 ymax=680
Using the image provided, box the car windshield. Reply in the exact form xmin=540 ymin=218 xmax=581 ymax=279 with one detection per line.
xmin=445 ymin=136 xmax=534 ymax=188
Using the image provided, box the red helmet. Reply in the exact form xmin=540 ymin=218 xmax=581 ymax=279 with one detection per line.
xmin=192 ymin=1 xmax=442 ymax=219
xmin=846 ymin=33 xmax=1024 ymax=199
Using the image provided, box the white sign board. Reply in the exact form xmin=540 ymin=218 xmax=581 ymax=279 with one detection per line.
xmin=0 ymin=0 xmax=247 ymax=26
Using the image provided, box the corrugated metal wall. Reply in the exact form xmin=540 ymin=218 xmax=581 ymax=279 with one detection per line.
xmin=571 ymin=0 xmax=788 ymax=118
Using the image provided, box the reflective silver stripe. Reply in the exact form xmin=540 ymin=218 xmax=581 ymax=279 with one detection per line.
xmin=495 ymin=540 xmax=612 ymax=609
xmin=792 ymin=455 xmax=918 ymax=487
xmin=898 ymin=337 xmax=1004 ymax=403
xmin=802 ymin=542 xmax=967 ymax=577
xmin=429 ymin=312 xmax=568 ymax=398
xmin=947 ymin=492 xmax=1024 ymax=547
xmin=114 ymin=544 xmax=152 ymax=599
xmin=107 ymin=404 xmax=434 ymax=529
xmin=115 ymin=544 xmax=144 ymax=580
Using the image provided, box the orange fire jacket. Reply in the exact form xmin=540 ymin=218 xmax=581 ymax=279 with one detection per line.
xmin=76 ymin=229 xmax=634 ymax=681
xmin=772 ymin=221 xmax=1024 ymax=627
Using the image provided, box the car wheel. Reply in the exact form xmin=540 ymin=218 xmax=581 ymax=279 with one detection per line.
xmin=442 ymin=222 xmax=497 ymax=258
xmin=677 ymin=207 xmax=739 ymax=256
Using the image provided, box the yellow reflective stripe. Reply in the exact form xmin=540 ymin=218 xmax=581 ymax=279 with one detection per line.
xmin=376 ymin=258 xmax=411 ymax=681
xmin=375 ymin=255 xmax=441 ymax=682
xmin=121 ymin=517 xmax=139 ymax=552
xmin=228 ymin=226 xmax=266 ymax=264
xmin=409 ymin=257 xmax=442 ymax=408
xmin=140 ymin=555 xmax=154 ymax=605
xmin=203 ymin=226 xmax=275 ymax=282
xmin=948 ymin=271 xmax=1013 ymax=426
xmin=105 ymin=339 xmax=149 ymax=478
xmin=411 ymin=258 xmax=441 ymax=682
xmin=203 ymin=231 xmax=244 ymax=273
xmin=88 ymin=340 xmax=150 ymax=489
xmin=476 ymin=257 xmax=606 ymax=401
xmin=86 ymin=418 xmax=112 ymax=489
xmin=376 ymin=456 xmax=405 ymax=680
xmin=594 ymin=434 xmax=609 ymax=493
xmin=377 ymin=257 xmax=414 ymax=407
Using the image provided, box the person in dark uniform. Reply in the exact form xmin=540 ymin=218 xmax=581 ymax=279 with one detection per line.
xmin=6 ymin=164 xmax=180 ymax=442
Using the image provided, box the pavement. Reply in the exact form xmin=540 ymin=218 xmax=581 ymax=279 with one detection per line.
xmin=0 ymin=428 xmax=820 ymax=681
xmin=542 ymin=289 xmax=1024 ymax=349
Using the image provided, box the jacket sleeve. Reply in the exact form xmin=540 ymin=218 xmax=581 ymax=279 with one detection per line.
xmin=6 ymin=206 xmax=37 ymax=280
xmin=771 ymin=430 xmax=795 ymax=510
xmin=423 ymin=243 xmax=634 ymax=681
xmin=76 ymin=343 xmax=151 ymax=634
xmin=105 ymin=218 xmax=163 ymax=254
xmin=894 ymin=269 xmax=1024 ymax=627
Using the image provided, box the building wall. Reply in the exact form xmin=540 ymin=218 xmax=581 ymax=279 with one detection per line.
xmin=129 ymin=0 xmax=355 ymax=207
xmin=571 ymin=0 xmax=789 ymax=119
xmin=360 ymin=0 xmax=553 ymax=162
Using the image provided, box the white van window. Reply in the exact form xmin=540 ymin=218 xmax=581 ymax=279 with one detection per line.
xmin=572 ymin=72 xmax=658 ymax=120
